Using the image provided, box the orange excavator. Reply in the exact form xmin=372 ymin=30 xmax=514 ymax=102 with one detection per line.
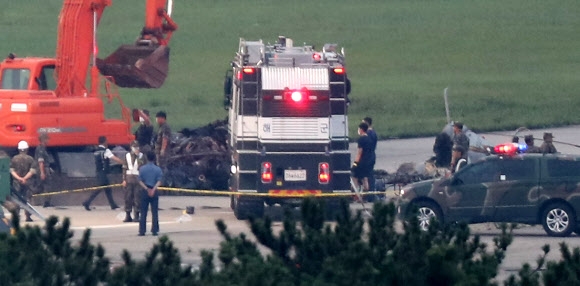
xmin=0 ymin=0 xmax=177 ymax=172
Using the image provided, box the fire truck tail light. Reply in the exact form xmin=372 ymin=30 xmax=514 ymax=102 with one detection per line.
xmin=261 ymin=162 xmax=273 ymax=183
xmin=291 ymin=91 xmax=302 ymax=102
xmin=333 ymin=68 xmax=345 ymax=74
xmin=318 ymin=162 xmax=330 ymax=184
xmin=243 ymin=68 xmax=255 ymax=74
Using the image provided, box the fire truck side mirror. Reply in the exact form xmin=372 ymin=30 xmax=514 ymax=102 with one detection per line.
xmin=346 ymin=78 xmax=351 ymax=95
xmin=223 ymin=71 xmax=233 ymax=110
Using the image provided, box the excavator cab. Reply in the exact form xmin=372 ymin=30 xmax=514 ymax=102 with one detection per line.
xmin=97 ymin=42 xmax=170 ymax=89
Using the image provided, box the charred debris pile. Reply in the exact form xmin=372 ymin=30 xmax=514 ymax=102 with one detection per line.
xmin=164 ymin=119 xmax=230 ymax=191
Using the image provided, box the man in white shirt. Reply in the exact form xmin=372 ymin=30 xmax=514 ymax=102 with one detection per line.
xmin=122 ymin=141 xmax=144 ymax=222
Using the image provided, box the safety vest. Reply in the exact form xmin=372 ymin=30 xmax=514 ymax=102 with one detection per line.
xmin=94 ymin=146 xmax=109 ymax=174
xmin=126 ymin=152 xmax=140 ymax=175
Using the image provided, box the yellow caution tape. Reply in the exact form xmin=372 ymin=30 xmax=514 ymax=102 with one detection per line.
xmin=158 ymin=187 xmax=386 ymax=197
xmin=32 ymin=184 xmax=387 ymax=198
xmin=31 ymin=184 xmax=123 ymax=197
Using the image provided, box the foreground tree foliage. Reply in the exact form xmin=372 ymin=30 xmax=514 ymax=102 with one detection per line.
xmin=0 ymin=200 xmax=577 ymax=285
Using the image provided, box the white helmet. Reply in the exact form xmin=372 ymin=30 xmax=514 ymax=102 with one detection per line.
xmin=17 ymin=140 xmax=29 ymax=150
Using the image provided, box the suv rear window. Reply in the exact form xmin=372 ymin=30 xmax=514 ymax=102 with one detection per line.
xmin=546 ymin=158 xmax=580 ymax=178
xmin=500 ymin=159 xmax=536 ymax=181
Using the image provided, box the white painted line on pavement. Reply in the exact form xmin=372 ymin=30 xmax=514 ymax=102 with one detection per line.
xmin=71 ymin=221 xmax=183 ymax=230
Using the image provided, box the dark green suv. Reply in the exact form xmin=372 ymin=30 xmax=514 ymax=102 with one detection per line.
xmin=398 ymin=153 xmax=580 ymax=237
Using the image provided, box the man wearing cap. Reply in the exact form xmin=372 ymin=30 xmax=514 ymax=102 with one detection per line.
xmin=122 ymin=141 xmax=144 ymax=222
xmin=451 ymin=122 xmax=469 ymax=171
xmin=524 ymin=135 xmax=541 ymax=153
xmin=10 ymin=140 xmax=37 ymax=221
xmin=154 ymin=111 xmax=172 ymax=169
xmin=134 ymin=109 xmax=154 ymax=152
xmin=540 ymin=132 xmax=557 ymax=154
xmin=35 ymin=133 xmax=53 ymax=208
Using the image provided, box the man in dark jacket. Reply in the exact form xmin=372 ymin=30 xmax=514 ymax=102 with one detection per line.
xmin=351 ymin=122 xmax=375 ymax=196
xmin=83 ymin=136 xmax=124 ymax=211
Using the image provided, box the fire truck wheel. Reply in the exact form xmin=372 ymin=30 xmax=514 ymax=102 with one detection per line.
xmin=234 ymin=197 xmax=265 ymax=220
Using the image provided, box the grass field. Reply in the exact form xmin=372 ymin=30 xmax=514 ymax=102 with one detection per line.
xmin=2 ymin=0 xmax=579 ymax=139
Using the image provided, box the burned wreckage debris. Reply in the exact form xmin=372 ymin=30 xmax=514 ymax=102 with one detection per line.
xmin=162 ymin=119 xmax=231 ymax=191
xmin=160 ymin=120 xmax=468 ymax=193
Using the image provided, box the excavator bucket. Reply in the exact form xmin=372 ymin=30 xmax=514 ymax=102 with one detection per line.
xmin=97 ymin=45 xmax=170 ymax=89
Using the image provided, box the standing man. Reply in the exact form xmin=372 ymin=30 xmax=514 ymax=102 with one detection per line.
xmin=83 ymin=136 xmax=123 ymax=211
xmin=138 ymin=151 xmax=163 ymax=236
xmin=122 ymin=141 xmax=144 ymax=222
xmin=35 ymin=133 xmax=53 ymax=208
xmin=451 ymin=122 xmax=469 ymax=171
xmin=363 ymin=117 xmax=378 ymax=200
xmin=10 ymin=141 xmax=37 ymax=222
xmin=540 ymin=132 xmax=557 ymax=154
xmin=351 ymin=122 xmax=375 ymax=196
xmin=134 ymin=109 xmax=154 ymax=152
xmin=154 ymin=111 xmax=172 ymax=169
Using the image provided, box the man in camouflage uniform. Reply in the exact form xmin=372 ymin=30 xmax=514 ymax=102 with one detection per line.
xmin=540 ymin=132 xmax=557 ymax=154
xmin=35 ymin=133 xmax=53 ymax=208
xmin=524 ymin=135 xmax=541 ymax=153
xmin=122 ymin=141 xmax=145 ymax=222
xmin=10 ymin=141 xmax=37 ymax=222
xmin=154 ymin=111 xmax=172 ymax=169
xmin=451 ymin=122 xmax=469 ymax=171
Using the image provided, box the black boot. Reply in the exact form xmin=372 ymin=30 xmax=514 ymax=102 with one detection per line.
xmin=123 ymin=211 xmax=132 ymax=223
xmin=25 ymin=211 xmax=33 ymax=222
xmin=134 ymin=211 xmax=140 ymax=222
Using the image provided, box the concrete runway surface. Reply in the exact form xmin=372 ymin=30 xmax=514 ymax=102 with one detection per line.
xmin=16 ymin=125 xmax=580 ymax=283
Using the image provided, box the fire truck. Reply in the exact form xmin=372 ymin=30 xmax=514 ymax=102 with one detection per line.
xmin=224 ymin=37 xmax=352 ymax=219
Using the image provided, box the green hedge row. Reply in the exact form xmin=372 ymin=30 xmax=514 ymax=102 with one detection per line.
xmin=0 ymin=200 xmax=578 ymax=285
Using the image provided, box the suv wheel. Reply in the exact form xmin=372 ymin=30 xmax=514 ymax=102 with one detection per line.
xmin=542 ymin=203 xmax=575 ymax=237
xmin=412 ymin=201 xmax=442 ymax=231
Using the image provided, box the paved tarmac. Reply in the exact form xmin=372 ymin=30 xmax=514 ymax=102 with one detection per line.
xmin=15 ymin=124 xmax=580 ymax=283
